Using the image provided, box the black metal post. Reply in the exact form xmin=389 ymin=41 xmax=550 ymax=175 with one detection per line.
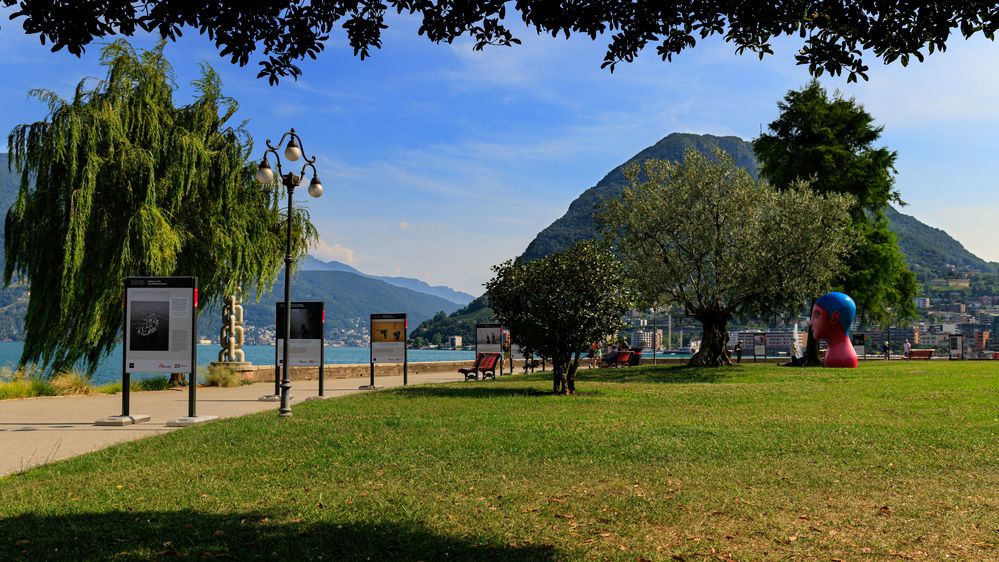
xmin=319 ymin=326 xmax=325 ymax=397
xmin=369 ymin=361 xmax=375 ymax=387
xmin=403 ymin=342 xmax=408 ymax=386
xmin=121 ymin=296 xmax=130 ymax=417
xmin=652 ymin=309 xmax=657 ymax=366
xmin=274 ymin=342 xmax=280 ymax=397
xmin=279 ymin=182 xmax=295 ymax=417
xmin=189 ymin=284 xmax=198 ymax=418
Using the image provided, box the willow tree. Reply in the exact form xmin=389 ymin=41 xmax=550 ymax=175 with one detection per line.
xmin=5 ymin=40 xmax=317 ymax=375
xmin=602 ymin=148 xmax=854 ymax=367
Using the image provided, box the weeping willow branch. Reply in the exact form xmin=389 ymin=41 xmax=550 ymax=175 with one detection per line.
xmin=5 ymin=39 xmax=317 ymax=376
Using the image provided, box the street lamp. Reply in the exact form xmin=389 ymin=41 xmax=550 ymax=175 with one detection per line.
xmin=256 ymin=128 xmax=323 ymax=417
xmin=650 ymin=307 xmax=657 ymax=366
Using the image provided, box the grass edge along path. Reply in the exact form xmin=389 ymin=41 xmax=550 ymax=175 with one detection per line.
xmin=1 ymin=362 xmax=997 ymax=561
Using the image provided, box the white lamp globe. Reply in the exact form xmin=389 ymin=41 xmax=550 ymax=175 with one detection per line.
xmin=256 ymin=159 xmax=274 ymax=184
xmin=284 ymin=138 xmax=301 ymax=161
xmin=308 ymin=176 xmax=323 ymax=198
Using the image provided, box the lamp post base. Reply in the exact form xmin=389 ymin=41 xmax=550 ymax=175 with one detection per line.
xmin=166 ymin=415 xmax=219 ymax=427
xmin=358 ymin=385 xmax=380 ymax=391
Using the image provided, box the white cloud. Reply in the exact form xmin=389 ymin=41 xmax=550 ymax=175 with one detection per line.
xmin=398 ymin=221 xmax=410 ymax=230
xmin=311 ymin=239 xmax=358 ymax=264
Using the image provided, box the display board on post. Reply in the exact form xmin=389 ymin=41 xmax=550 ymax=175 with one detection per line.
xmin=851 ymin=333 xmax=867 ymax=359
xmin=366 ymin=313 xmax=407 ymax=390
xmin=949 ymin=334 xmax=965 ymax=359
xmin=98 ymin=276 xmax=215 ymax=427
xmin=273 ymin=302 xmax=326 ymax=400
xmin=476 ymin=322 xmax=504 ymax=376
xmin=752 ymin=333 xmax=767 ymax=363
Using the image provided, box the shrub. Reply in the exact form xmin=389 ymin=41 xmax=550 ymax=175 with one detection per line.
xmin=203 ymin=365 xmax=241 ymax=387
xmin=50 ymin=370 xmax=94 ymax=395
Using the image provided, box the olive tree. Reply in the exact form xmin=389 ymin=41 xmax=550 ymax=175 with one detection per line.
xmin=486 ymin=241 xmax=631 ymax=394
xmin=602 ymin=148 xmax=854 ymax=367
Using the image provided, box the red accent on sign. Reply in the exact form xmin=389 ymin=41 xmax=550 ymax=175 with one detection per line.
xmin=194 ymin=288 xmax=199 ymax=309
xmin=322 ymin=310 xmax=326 ymax=324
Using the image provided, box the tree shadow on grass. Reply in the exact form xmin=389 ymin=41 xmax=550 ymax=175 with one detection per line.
xmin=1 ymin=510 xmax=559 ymax=561
xmin=388 ymin=385 xmax=553 ymax=399
xmin=580 ymin=364 xmax=732 ymax=385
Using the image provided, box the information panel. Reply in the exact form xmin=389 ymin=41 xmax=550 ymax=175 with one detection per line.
xmin=371 ymin=313 xmax=407 ymax=363
xmin=125 ymin=277 xmax=196 ymax=373
xmin=476 ymin=322 xmax=503 ymax=355
xmin=276 ymin=302 xmax=325 ymax=366
xmin=752 ymin=333 xmax=767 ymax=357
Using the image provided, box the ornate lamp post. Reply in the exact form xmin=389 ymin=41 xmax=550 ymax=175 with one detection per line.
xmin=255 ymin=128 xmax=324 ymax=417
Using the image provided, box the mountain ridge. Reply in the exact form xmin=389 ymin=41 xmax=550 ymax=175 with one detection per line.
xmin=299 ymin=255 xmax=475 ymax=305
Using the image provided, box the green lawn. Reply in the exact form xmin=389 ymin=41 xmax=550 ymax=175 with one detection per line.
xmin=2 ymin=362 xmax=997 ymax=561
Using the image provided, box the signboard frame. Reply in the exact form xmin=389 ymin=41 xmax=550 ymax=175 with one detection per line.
xmin=112 ymin=276 xmax=199 ymax=424
xmin=476 ymin=322 xmax=505 ymax=376
xmin=368 ymin=313 xmax=408 ymax=388
xmin=752 ymin=333 xmax=767 ymax=363
xmin=851 ymin=333 xmax=867 ymax=360
xmin=274 ymin=301 xmax=326 ymax=397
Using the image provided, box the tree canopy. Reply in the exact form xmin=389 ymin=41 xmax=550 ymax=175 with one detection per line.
xmin=3 ymin=1 xmax=997 ymax=84
xmin=5 ymin=40 xmax=317 ymax=375
xmin=486 ymin=241 xmax=631 ymax=394
xmin=753 ymin=81 xmax=917 ymax=328
xmin=602 ymin=148 xmax=854 ymax=366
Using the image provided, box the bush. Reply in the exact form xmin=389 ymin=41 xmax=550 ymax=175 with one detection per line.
xmin=203 ymin=365 xmax=241 ymax=387
xmin=0 ymin=366 xmax=57 ymax=399
xmin=50 ymin=370 xmax=94 ymax=395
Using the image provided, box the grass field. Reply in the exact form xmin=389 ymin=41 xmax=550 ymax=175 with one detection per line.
xmin=1 ymin=362 xmax=997 ymax=561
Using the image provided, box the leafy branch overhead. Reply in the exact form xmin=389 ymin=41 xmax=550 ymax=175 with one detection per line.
xmin=3 ymin=1 xmax=998 ymax=84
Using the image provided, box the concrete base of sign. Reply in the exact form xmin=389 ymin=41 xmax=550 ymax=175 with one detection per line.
xmin=257 ymin=394 xmax=292 ymax=402
xmin=303 ymin=395 xmax=328 ymax=402
xmin=95 ymin=414 xmax=151 ymax=426
xmin=358 ymin=385 xmax=380 ymax=391
xmin=166 ymin=415 xmax=219 ymax=427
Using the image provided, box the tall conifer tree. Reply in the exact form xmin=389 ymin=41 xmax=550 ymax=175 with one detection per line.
xmin=754 ymin=81 xmax=917 ymax=332
xmin=5 ymin=40 xmax=317 ymax=375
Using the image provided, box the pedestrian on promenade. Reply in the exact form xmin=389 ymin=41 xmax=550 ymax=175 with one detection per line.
xmin=882 ymin=340 xmax=891 ymax=360
xmin=903 ymin=338 xmax=911 ymax=359
xmin=733 ymin=341 xmax=743 ymax=364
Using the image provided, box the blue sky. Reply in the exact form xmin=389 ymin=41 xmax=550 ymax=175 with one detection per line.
xmin=1 ymin=13 xmax=996 ymax=294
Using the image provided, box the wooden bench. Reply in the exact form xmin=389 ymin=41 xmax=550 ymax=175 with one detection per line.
xmin=458 ymin=353 xmax=501 ymax=381
xmin=599 ymin=351 xmax=632 ymax=368
xmin=908 ymin=349 xmax=933 ymax=360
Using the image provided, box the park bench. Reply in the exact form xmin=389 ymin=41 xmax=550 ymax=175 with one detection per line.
xmin=908 ymin=349 xmax=933 ymax=360
xmin=459 ymin=353 xmax=501 ymax=381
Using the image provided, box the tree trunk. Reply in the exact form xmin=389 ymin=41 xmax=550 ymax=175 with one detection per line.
xmin=566 ymin=353 xmax=579 ymax=394
xmin=688 ymin=312 xmax=732 ymax=367
xmin=168 ymin=373 xmax=187 ymax=386
xmin=552 ymin=356 xmax=563 ymax=394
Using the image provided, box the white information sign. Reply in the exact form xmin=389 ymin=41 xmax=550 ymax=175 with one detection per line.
xmin=276 ymin=302 xmax=324 ymax=366
xmin=371 ymin=314 xmax=407 ymax=363
xmin=125 ymin=277 xmax=196 ymax=373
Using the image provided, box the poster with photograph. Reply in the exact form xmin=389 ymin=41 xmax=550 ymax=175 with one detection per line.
xmin=476 ymin=323 xmax=503 ymax=355
xmin=276 ymin=302 xmax=324 ymax=366
xmin=371 ymin=313 xmax=407 ymax=363
xmin=124 ymin=277 xmax=196 ymax=373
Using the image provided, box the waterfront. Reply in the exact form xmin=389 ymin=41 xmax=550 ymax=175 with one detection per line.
xmin=0 ymin=342 xmax=475 ymax=385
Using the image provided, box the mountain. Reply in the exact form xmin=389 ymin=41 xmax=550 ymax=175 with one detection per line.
xmin=300 ymin=256 xmax=475 ymax=305
xmin=407 ymin=294 xmax=495 ymax=345
xmin=0 ymin=156 xmax=463 ymax=342
xmin=885 ymin=206 xmax=995 ymax=277
xmin=521 ymin=133 xmax=757 ymax=261
xmin=200 ymin=270 xmax=463 ymax=340
xmin=520 ymin=133 xmax=996 ymax=278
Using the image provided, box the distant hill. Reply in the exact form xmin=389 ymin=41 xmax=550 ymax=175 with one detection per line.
xmin=300 ymin=255 xmax=475 ymax=305
xmin=0 ymin=157 xmax=463 ymax=341
xmin=199 ymin=270 xmax=463 ymax=339
xmin=520 ymin=133 xmax=995 ymax=277
xmin=407 ymin=294 xmax=495 ymax=345
xmin=521 ymin=133 xmax=757 ymax=261
xmin=885 ymin=206 xmax=995 ymax=277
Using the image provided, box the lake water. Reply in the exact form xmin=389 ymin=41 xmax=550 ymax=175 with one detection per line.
xmin=0 ymin=342 xmax=475 ymax=385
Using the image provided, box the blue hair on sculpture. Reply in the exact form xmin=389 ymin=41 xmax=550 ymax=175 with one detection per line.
xmin=815 ymin=292 xmax=856 ymax=336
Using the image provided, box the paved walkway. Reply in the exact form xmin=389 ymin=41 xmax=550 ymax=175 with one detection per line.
xmin=0 ymin=370 xmax=464 ymax=477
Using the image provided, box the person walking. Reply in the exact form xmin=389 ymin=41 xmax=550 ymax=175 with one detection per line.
xmin=903 ymin=338 xmax=911 ymax=359
xmin=733 ymin=341 xmax=744 ymax=364
xmin=882 ymin=340 xmax=891 ymax=360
